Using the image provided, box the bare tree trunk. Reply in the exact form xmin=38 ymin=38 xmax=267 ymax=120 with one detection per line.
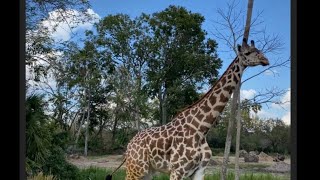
xmin=111 ymin=117 xmax=118 ymax=146
xmin=235 ymin=1 xmax=254 ymax=179
xmin=221 ymin=83 xmax=240 ymax=180
xmin=243 ymin=0 xmax=254 ymax=42
xmin=162 ymin=90 xmax=167 ymax=125
xmin=75 ymin=108 xmax=86 ymax=145
xmin=84 ymin=91 xmax=91 ymax=156
xmin=158 ymin=85 xmax=167 ymax=125
xmin=135 ymin=74 xmax=142 ymax=130
xmin=234 ymin=87 xmax=242 ymax=180
xmin=135 ymin=105 xmax=140 ymax=130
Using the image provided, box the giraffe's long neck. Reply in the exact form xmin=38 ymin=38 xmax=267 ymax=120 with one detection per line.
xmin=173 ymin=56 xmax=245 ymax=136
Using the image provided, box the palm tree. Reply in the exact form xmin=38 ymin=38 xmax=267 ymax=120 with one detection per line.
xmin=26 ymin=94 xmax=52 ymax=175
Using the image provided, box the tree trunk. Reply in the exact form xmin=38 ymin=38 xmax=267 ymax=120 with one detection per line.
xmin=158 ymin=85 xmax=167 ymax=125
xmin=84 ymin=91 xmax=91 ymax=156
xmin=161 ymin=88 xmax=167 ymax=125
xmin=243 ymin=0 xmax=254 ymax=43
xmin=235 ymin=1 xmax=254 ymax=179
xmin=220 ymin=83 xmax=240 ymax=180
xmin=135 ymin=74 xmax=142 ymax=130
xmin=111 ymin=117 xmax=118 ymax=146
xmin=234 ymin=88 xmax=242 ymax=180
xmin=75 ymin=108 xmax=86 ymax=146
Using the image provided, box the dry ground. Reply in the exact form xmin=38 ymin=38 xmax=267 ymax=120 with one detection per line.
xmin=67 ymin=154 xmax=290 ymax=177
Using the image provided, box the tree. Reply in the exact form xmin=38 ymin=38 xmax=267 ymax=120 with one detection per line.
xmin=211 ymin=1 xmax=289 ymax=179
xmin=60 ymin=32 xmax=115 ymax=156
xmin=26 ymin=94 xmax=52 ymax=175
xmin=145 ymin=5 xmax=222 ymax=124
xmin=26 ymin=93 xmax=79 ymax=178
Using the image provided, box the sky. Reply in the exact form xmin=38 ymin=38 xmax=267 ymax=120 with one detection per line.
xmin=31 ymin=0 xmax=290 ymax=125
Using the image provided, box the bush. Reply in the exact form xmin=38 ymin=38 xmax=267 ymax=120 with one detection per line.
xmin=42 ymin=147 xmax=79 ymax=179
xmin=27 ymin=172 xmax=56 ymax=180
xmin=78 ymin=167 xmax=126 ymax=180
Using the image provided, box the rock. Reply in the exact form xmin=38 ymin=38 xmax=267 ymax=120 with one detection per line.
xmin=208 ymin=159 xmax=221 ymax=166
xmin=273 ymin=153 xmax=285 ymax=162
xmin=249 ymin=151 xmax=259 ymax=155
xmin=258 ymin=152 xmax=273 ymax=161
xmin=69 ymin=154 xmax=80 ymax=159
xmin=239 ymin=150 xmax=248 ymax=158
xmin=244 ymin=151 xmax=259 ymax=162
xmin=264 ymin=161 xmax=290 ymax=172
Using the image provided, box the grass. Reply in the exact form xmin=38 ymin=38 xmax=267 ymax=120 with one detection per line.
xmin=77 ymin=167 xmax=289 ymax=180
xmin=27 ymin=172 xmax=57 ymax=180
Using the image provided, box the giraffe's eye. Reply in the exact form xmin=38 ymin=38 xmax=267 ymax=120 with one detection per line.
xmin=244 ymin=52 xmax=251 ymax=56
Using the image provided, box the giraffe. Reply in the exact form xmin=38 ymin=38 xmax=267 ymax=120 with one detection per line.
xmin=105 ymin=38 xmax=269 ymax=180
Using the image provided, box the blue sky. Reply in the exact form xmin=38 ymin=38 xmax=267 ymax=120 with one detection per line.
xmin=33 ymin=0 xmax=290 ymax=124
xmin=88 ymin=0 xmax=290 ymax=124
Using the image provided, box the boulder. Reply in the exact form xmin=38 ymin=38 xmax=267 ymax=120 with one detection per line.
xmin=258 ymin=151 xmax=273 ymax=161
xmin=244 ymin=151 xmax=259 ymax=162
xmin=273 ymin=153 xmax=285 ymax=162
xmin=264 ymin=161 xmax=290 ymax=172
xmin=239 ymin=150 xmax=248 ymax=158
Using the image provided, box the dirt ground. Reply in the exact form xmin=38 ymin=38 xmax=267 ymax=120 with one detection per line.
xmin=67 ymin=154 xmax=290 ymax=177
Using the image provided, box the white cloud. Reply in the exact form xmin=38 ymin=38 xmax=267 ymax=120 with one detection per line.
xmin=264 ymin=69 xmax=279 ymax=76
xmin=240 ymin=89 xmax=256 ymax=100
xmin=252 ymin=109 xmax=277 ymax=119
xmin=26 ymin=51 xmax=63 ymax=94
xmin=41 ymin=8 xmax=100 ymax=41
xmin=282 ymin=111 xmax=291 ymax=125
xmin=247 ymin=88 xmax=290 ymax=125
xmin=271 ymin=88 xmax=290 ymax=110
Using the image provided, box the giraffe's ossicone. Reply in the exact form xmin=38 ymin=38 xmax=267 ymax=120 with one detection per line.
xmin=106 ymin=38 xmax=269 ymax=180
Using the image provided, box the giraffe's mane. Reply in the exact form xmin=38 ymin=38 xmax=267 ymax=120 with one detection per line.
xmin=172 ymin=56 xmax=239 ymax=120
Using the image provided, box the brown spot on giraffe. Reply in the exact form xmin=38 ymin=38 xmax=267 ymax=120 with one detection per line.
xmin=213 ymin=83 xmax=221 ymax=90
xmin=214 ymin=105 xmax=225 ymax=112
xmin=220 ymin=93 xmax=229 ymax=103
xmin=204 ymin=113 xmax=216 ymax=124
xmin=200 ymin=100 xmax=211 ymax=113
xmin=209 ymin=94 xmax=217 ymax=106
xmin=221 ymin=76 xmax=227 ymax=86
xmin=195 ymin=112 xmax=205 ymax=121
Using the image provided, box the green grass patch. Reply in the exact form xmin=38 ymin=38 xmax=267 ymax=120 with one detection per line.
xmin=206 ymin=172 xmax=289 ymax=180
xmin=78 ymin=167 xmax=125 ymax=180
xmin=77 ymin=167 xmax=288 ymax=180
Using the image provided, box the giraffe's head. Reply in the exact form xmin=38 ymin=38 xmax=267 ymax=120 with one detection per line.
xmin=237 ymin=38 xmax=269 ymax=67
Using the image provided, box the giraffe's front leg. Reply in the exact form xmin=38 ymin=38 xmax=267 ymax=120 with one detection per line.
xmin=191 ymin=167 xmax=206 ymax=180
xmin=191 ymin=139 xmax=212 ymax=180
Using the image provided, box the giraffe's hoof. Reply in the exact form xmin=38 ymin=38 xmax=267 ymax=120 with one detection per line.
xmin=106 ymin=174 xmax=112 ymax=180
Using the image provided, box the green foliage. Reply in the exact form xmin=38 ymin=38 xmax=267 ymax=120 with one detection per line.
xmin=77 ymin=168 xmax=286 ymax=180
xmin=145 ymin=5 xmax=222 ymax=124
xmin=28 ymin=172 xmax=57 ymax=180
xmin=206 ymin=101 xmax=290 ymax=154
xmin=42 ymin=148 xmax=79 ymax=179
xmin=78 ymin=168 xmax=126 ymax=180
xmin=26 ymin=94 xmax=79 ymax=178
xmin=26 ymin=94 xmax=52 ymax=174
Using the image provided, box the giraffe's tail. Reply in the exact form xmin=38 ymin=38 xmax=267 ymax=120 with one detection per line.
xmin=105 ymin=157 xmax=127 ymax=180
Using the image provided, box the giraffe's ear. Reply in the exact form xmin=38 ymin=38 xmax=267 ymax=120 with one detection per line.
xmin=242 ymin=38 xmax=249 ymax=48
xmin=243 ymin=38 xmax=248 ymax=44
xmin=250 ymin=40 xmax=255 ymax=47
xmin=237 ymin=44 xmax=242 ymax=52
